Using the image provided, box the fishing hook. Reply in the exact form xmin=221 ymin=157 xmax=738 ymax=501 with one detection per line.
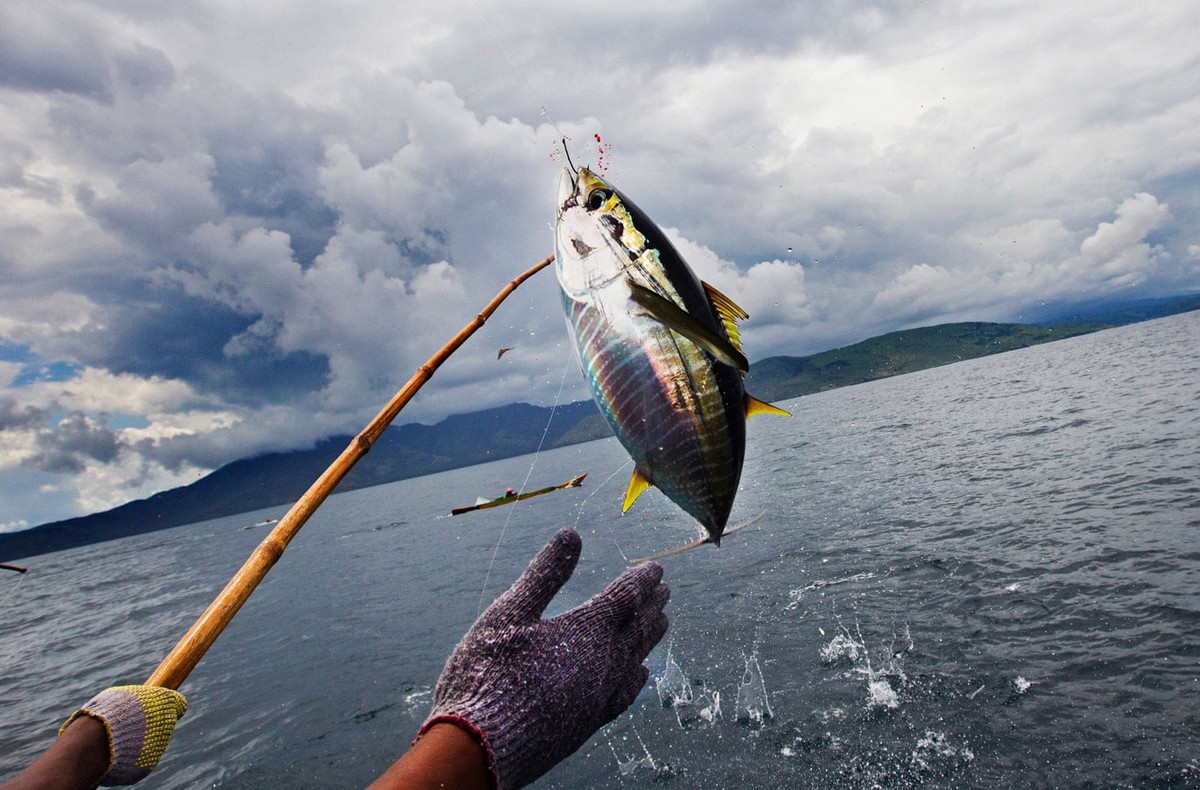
xmin=562 ymin=136 xmax=578 ymax=178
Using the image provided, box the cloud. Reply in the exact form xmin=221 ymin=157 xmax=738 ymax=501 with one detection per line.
xmin=665 ymin=231 xmax=814 ymax=354
xmin=0 ymin=397 xmax=48 ymax=430
xmin=872 ymin=193 xmax=1173 ymax=324
xmin=80 ymin=154 xmax=222 ymax=251
xmin=0 ymin=4 xmax=156 ymax=99
xmin=2 ymin=0 xmax=1200 ymax=526
xmin=1074 ymin=192 xmax=1172 ymax=283
xmin=30 ymin=412 xmax=120 ymax=474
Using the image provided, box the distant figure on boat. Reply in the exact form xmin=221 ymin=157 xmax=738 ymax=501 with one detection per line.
xmin=450 ymin=474 xmax=588 ymax=516
xmin=1 ymin=529 xmax=669 ymax=790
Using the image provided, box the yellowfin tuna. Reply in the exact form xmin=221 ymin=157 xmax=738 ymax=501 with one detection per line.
xmin=554 ymin=166 xmax=788 ymax=545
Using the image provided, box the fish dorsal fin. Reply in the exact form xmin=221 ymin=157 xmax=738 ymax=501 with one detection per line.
xmin=745 ymin=394 xmax=791 ymax=418
xmin=702 ymin=281 xmax=748 ymax=354
xmin=627 ymin=280 xmax=750 ymax=372
xmin=623 ymin=467 xmax=653 ymax=513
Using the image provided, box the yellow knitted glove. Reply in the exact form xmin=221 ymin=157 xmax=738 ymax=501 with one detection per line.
xmin=60 ymin=685 xmax=188 ymax=785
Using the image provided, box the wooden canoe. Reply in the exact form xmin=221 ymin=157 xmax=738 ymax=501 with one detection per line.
xmin=451 ymin=473 xmax=587 ymax=515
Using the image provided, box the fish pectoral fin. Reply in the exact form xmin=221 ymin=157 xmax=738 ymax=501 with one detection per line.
xmin=745 ymin=394 xmax=791 ymax=418
xmin=622 ymin=467 xmax=653 ymax=513
xmin=627 ymin=281 xmax=750 ymax=372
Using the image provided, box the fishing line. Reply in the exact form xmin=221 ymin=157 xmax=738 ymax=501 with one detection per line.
xmin=0 ymin=571 xmax=27 ymax=608
xmin=468 ymin=0 xmax=569 ymax=151
xmin=571 ymin=459 xmax=634 ymax=564
xmin=464 ymin=2 xmax=615 ymax=603
xmin=466 ymin=3 xmax=605 ymax=172
xmin=475 ymin=348 xmax=576 ymax=615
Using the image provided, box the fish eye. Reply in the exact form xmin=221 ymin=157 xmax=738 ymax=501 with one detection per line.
xmin=586 ymin=189 xmax=611 ymax=212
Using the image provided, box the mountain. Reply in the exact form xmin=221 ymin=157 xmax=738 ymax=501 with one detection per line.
xmin=1032 ymin=292 xmax=1200 ymax=326
xmin=3 ymin=295 xmax=1197 ymax=561
xmin=0 ymin=401 xmax=611 ymax=560
xmin=743 ymin=321 xmax=1106 ymax=402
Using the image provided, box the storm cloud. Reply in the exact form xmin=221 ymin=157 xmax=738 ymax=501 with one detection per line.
xmin=2 ymin=0 xmax=1198 ymax=527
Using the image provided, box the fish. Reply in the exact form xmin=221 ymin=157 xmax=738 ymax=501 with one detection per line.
xmin=553 ymin=166 xmax=789 ymax=545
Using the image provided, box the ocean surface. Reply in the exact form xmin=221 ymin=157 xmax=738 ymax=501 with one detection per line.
xmin=2 ymin=311 xmax=1198 ymax=788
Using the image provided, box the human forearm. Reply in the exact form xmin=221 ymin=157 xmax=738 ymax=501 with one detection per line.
xmin=3 ymin=684 xmax=186 ymax=789
xmin=368 ymin=722 xmax=491 ymax=790
xmin=1 ymin=715 xmax=109 ymax=790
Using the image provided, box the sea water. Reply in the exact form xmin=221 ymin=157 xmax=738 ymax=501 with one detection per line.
xmin=2 ymin=311 xmax=1198 ymax=788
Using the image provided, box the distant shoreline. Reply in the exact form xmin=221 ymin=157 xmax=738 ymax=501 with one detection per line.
xmin=3 ymin=295 xmax=1197 ymax=562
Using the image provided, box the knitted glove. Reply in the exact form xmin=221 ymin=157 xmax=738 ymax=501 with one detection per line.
xmin=60 ymin=685 xmax=188 ymax=785
xmin=420 ymin=528 xmax=669 ymax=789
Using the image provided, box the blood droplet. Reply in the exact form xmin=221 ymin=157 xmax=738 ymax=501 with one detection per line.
xmin=593 ymin=133 xmax=610 ymax=174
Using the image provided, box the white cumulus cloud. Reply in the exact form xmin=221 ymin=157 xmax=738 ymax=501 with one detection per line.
xmin=2 ymin=0 xmax=1200 ymax=526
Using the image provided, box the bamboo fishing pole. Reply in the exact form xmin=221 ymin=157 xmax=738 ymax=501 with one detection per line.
xmin=146 ymin=254 xmax=554 ymax=690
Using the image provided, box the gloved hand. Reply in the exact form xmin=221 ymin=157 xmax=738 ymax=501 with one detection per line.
xmin=60 ymin=685 xmax=188 ymax=785
xmin=420 ymin=528 xmax=669 ymax=789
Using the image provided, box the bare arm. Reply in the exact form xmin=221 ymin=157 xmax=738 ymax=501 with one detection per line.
xmin=1 ymin=715 xmax=109 ymax=790
xmin=368 ymin=722 xmax=491 ymax=790
xmin=3 ymin=685 xmax=186 ymax=789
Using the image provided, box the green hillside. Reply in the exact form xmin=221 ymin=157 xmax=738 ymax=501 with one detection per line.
xmin=744 ymin=321 xmax=1107 ymax=402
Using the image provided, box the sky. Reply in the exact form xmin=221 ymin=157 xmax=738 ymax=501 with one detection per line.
xmin=2 ymin=0 xmax=1199 ymax=530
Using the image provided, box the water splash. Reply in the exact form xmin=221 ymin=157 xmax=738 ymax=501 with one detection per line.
xmin=698 ymin=689 xmax=722 ymax=725
xmin=820 ymin=633 xmax=864 ymax=663
xmin=401 ymin=688 xmax=432 ymax=714
xmin=786 ymin=572 xmax=879 ymax=609
xmin=613 ymin=747 xmax=656 ymax=776
xmin=911 ymin=730 xmax=975 ymax=772
xmin=822 ymin=618 xmax=910 ymax=712
xmin=735 ymin=649 xmax=773 ymax=727
xmin=654 ymin=646 xmax=722 ymax=728
xmin=866 ymin=678 xmax=900 ymax=711
xmin=655 ymin=646 xmax=693 ymax=708
xmin=608 ymin=727 xmax=668 ymax=779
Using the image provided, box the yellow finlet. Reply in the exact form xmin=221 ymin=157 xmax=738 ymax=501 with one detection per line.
xmin=622 ymin=467 xmax=653 ymax=513
xmin=745 ymin=394 xmax=791 ymax=418
xmin=702 ymin=281 xmax=748 ymax=354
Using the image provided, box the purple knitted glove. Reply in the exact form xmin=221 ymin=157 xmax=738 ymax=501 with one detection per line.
xmin=420 ymin=528 xmax=669 ymax=789
xmin=60 ymin=685 xmax=187 ymax=785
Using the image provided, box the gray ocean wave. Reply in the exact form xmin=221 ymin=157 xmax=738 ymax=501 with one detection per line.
xmin=2 ymin=311 xmax=1199 ymax=788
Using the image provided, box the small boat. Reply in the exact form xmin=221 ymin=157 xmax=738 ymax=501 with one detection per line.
xmin=240 ymin=518 xmax=278 ymax=531
xmin=451 ymin=473 xmax=587 ymax=515
xmin=1 ymin=563 xmax=27 ymax=574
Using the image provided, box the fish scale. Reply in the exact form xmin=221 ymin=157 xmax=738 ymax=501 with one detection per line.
xmin=554 ymin=167 xmax=788 ymax=545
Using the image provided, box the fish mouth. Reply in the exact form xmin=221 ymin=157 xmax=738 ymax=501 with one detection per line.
xmin=558 ymin=167 xmax=609 ymax=214
xmin=557 ymin=167 xmax=578 ymax=213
